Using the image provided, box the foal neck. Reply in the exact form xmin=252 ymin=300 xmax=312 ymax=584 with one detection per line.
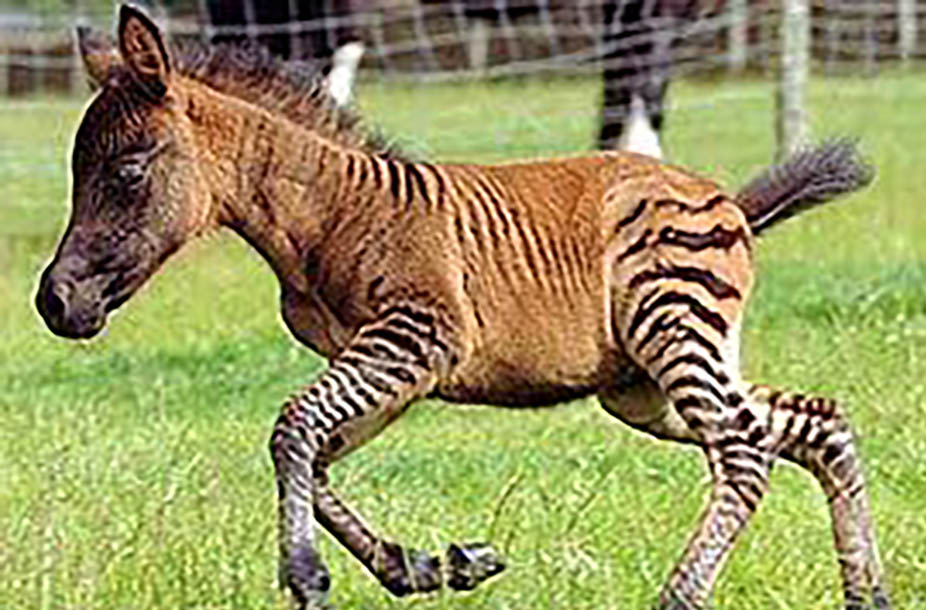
xmin=188 ymin=80 xmax=370 ymax=292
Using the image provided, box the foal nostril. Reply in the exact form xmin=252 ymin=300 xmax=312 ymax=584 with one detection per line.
xmin=38 ymin=280 xmax=69 ymax=324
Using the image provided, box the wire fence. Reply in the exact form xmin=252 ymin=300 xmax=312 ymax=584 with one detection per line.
xmin=0 ymin=1 xmax=924 ymax=97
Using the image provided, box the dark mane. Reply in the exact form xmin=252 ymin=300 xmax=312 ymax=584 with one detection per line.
xmin=170 ymin=39 xmax=402 ymax=159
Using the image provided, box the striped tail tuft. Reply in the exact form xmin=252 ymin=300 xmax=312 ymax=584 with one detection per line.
xmin=735 ymin=138 xmax=875 ymax=236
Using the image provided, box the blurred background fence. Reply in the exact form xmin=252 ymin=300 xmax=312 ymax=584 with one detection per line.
xmin=0 ymin=1 xmax=923 ymax=95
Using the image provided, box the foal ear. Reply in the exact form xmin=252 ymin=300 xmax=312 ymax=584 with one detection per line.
xmin=117 ymin=4 xmax=172 ymax=99
xmin=76 ymin=26 xmax=117 ymax=89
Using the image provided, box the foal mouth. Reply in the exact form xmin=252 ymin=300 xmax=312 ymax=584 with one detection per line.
xmin=37 ymin=269 xmax=137 ymax=341
xmin=36 ymin=284 xmax=108 ymax=340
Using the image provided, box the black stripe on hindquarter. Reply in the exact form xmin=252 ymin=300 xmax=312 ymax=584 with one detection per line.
xmin=701 ymin=195 xmax=727 ymax=212
xmin=658 ymin=224 xmax=750 ymax=252
xmin=796 ymin=417 xmax=814 ymax=445
xmin=629 ymin=263 xmax=742 ymax=300
xmin=654 ymin=195 xmax=727 ymax=213
xmin=627 ymin=291 xmax=728 ymax=341
xmin=617 ymin=229 xmax=652 ymax=262
xmin=777 ymin=413 xmax=796 ymax=450
xmin=616 ymin=199 xmax=648 ymax=230
xmin=646 ymin=324 xmax=723 ymax=364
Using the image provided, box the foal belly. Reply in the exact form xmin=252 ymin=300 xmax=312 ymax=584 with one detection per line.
xmin=436 ymin=372 xmax=600 ymax=407
xmin=436 ymin=320 xmax=607 ymax=407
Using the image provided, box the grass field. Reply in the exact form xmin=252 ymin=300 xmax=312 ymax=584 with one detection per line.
xmin=2 ymin=72 xmax=926 ymax=610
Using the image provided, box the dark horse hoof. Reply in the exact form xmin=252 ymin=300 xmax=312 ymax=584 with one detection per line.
xmin=445 ymin=542 xmax=506 ymax=591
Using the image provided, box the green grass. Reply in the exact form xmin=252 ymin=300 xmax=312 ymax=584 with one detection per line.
xmin=2 ymin=72 xmax=926 ymax=610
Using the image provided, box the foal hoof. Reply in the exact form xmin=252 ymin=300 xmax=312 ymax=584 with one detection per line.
xmin=379 ymin=545 xmax=443 ymax=597
xmin=445 ymin=542 xmax=505 ymax=591
xmin=845 ymin=587 xmax=892 ymax=610
xmin=872 ymin=586 xmax=892 ymax=610
xmin=281 ymin=547 xmax=333 ymax=610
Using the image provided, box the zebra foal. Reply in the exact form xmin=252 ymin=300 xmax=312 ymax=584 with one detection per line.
xmin=35 ymin=6 xmax=890 ymax=609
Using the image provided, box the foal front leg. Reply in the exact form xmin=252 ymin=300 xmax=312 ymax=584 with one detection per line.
xmin=314 ymin=474 xmax=505 ymax=596
xmin=269 ymin=310 xmax=502 ymax=608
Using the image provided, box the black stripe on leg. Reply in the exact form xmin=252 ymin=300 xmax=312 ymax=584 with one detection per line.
xmin=725 ymin=480 xmax=759 ymax=513
xmin=658 ymin=354 xmax=729 ymax=385
xmin=665 ymin=375 xmax=728 ymax=407
xmin=360 ymin=328 xmax=428 ymax=362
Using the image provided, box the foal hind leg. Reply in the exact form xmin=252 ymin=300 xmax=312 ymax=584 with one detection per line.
xmin=619 ymin=324 xmax=773 ymax=608
xmin=599 ymin=362 xmax=891 ymax=608
xmin=753 ymin=385 xmax=891 ymax=609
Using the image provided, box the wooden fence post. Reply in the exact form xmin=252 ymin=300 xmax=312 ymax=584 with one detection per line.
xmin=727 ymin=0 xmax=748 ymax=72
xmin=777 ymin=0 xmax=810 ymax=159
xmin=899 ymin=0 xmax=918 ymax=63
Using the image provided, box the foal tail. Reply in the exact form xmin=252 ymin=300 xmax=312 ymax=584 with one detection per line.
xmin=735 ymin=138 xmax=874 ymax=236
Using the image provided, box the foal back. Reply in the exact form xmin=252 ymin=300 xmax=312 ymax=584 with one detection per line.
xmin=345 ymin=151 xmax=742 ymax=407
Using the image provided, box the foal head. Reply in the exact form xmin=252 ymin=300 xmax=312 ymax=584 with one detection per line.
xmin=36 ymin=6 xmax=210 ymax=339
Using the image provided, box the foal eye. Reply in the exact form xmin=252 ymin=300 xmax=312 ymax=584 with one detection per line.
xmin=117 ymin=164 xmax=145 ymax=188
xmin=101 ymin=181 xmax=120 ymax=201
